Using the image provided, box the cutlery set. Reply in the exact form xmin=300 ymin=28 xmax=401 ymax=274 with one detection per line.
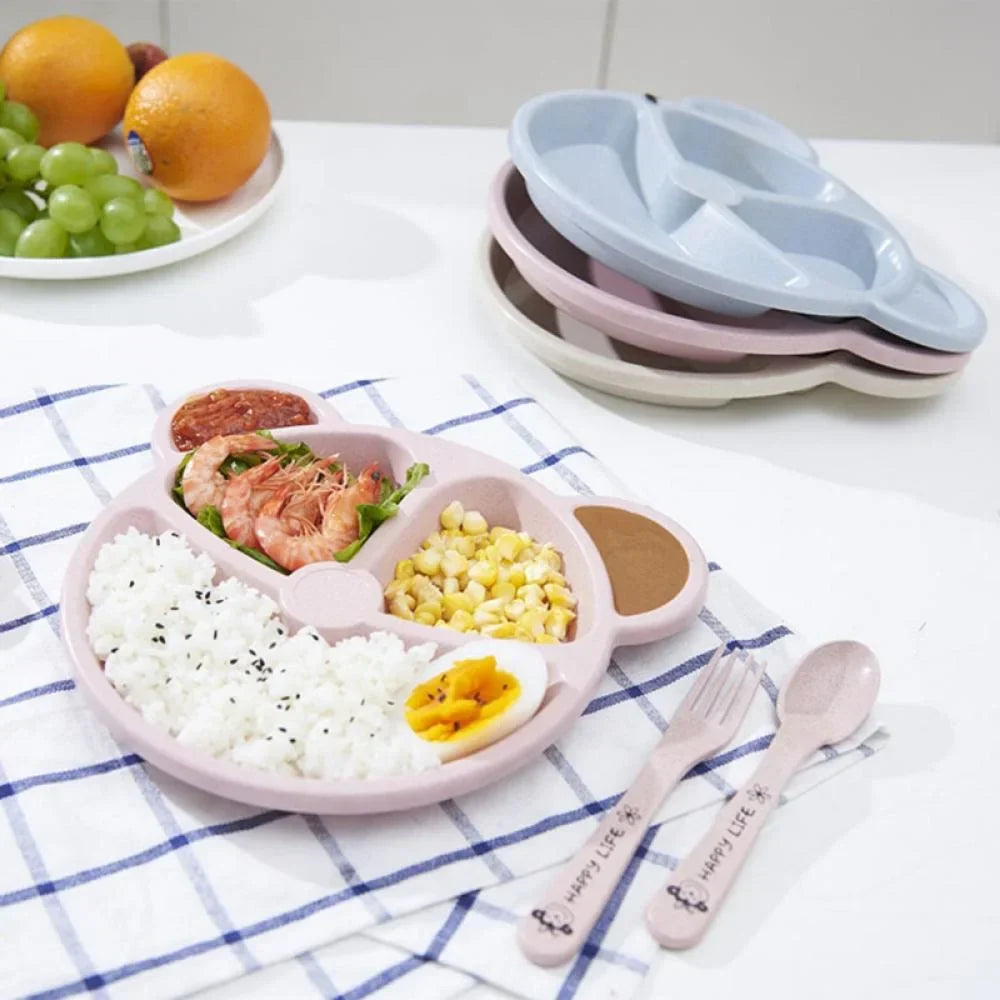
xmin=518 ymin=640 xmax=880 ymax=963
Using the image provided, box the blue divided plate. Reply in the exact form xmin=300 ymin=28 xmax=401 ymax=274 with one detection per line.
xmin=509 ymin=91 xmax=985 ymax=353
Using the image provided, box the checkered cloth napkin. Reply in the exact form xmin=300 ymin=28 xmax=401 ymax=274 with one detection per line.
xmin=0 ymin=376 xmax=885 ymax=1000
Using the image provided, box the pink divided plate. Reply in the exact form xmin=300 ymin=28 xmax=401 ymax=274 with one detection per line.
xmin=60 ymin=380 xmax=708 ymax=815
xmin=489 ymin=163 xmax=969 ymax=376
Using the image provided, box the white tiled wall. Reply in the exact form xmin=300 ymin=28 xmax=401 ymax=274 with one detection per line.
xmin=0 ymin=0 xmax=996 ymax=140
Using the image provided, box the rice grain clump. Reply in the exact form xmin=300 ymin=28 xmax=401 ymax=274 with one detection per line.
xmin=86 ymin=527 xmax=441 ymax=779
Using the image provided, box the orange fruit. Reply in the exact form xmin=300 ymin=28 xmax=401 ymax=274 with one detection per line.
xmin=0 ymin=16 xmax=133 ymax=146
xmin=123 ymin=53 xmax=271 ymax=203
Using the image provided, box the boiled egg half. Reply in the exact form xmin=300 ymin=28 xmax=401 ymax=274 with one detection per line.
xmin=404 ymin=638 xmax=549 ymax=762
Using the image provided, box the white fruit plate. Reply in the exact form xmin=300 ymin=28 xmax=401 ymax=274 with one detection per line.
xmin=0 ymin=129 xmax=284 ymax=280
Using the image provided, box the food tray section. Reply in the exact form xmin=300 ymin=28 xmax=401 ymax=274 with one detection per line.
xmin=508 ymin=91 xmax=986 ymax=352
xmin=61 ymin=380 xmax=708 ymax=814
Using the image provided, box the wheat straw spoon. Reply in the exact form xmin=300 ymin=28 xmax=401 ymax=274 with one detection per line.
xmin=645 ymin=640 xmax=880 ymax=949
xmin=518 ymin=646 xmax=763 ymax=966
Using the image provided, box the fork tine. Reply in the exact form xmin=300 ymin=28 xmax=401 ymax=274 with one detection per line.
xmin=698 ymin=650 xmax=739 ymax=718
xmin=678 ymin=645 xmax=726 ymax=714
xmin=720 ymin=656 xmax=764 ymax=725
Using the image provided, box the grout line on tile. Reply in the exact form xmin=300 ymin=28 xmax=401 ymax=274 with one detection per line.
xmin=596 ymin=0 xmax=620 ymax=88
xmin=158 ymin=0 xmax=171 ymax=51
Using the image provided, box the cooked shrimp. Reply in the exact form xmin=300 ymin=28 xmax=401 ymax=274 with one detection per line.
xmin=322 ymin=462 xmax=383 ymax=550
xmin=255 ymin=487 xmax=342 ymax=571
xmin=181 ymin=433 xmax=277 ymax=515
xmin=220 ymin=457 xmax=283 ymax=547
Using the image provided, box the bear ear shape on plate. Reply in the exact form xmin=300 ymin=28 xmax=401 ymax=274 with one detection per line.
xmin=403 ymin=639 xmax=549 ymax=763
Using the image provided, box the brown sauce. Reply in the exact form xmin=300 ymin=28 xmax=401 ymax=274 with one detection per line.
xmin=171 ymin=388 xmax=315 ymax=451
xmin=575 ymin=505 xmax=689 ymax=615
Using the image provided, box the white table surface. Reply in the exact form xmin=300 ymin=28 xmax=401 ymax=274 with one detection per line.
xmin=2 ymin=121 xmax=998 ymax=998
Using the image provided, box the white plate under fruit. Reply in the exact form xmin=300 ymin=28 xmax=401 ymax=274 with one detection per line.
xmin=0 ymin=129 xmax=284 ymax=280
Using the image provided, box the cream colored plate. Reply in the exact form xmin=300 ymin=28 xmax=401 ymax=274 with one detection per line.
xmin=480 ymin=235 xmax=962 ymax=408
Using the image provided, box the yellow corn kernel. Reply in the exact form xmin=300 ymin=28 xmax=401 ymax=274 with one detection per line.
xmin=467 ymin=560 xmax=498 ymax=588
xmin=442 ymin=576 xmax=461 ymax=596
xmin=514 ymin=627 xmax=536 ymax=643
xmin=383 ymin=578 xmax=411 ymax=601
xmin=535 ymin=633 xmax=559 ymax=644
xmin=430 ymin=572 xmax=445 ymax=589
xmin=545 ymin=607 xmax=574 ymax=639
xmin=441 ymin=550 xmax=469 ymax=578
xmin=489 ymin=525 xmax=508 ymax=541
xmin=389 ymin=594 xmax=415 ymax=620
xmin=516 ymin=547 xmax=535 ymax=564
xmin=544 ymin=583 xmax=577 ymax=609
xmin=505 ymin=598 xmax=526 ymax=621
xmin=517 ymin=531 xmax=533 ymax=545
xmin=482 ymin=621 xmax=517 ymax=638
xmin=517 ymin=582 xmax=546 ymax=602
xmin=461 ymin=510 xmax=489 ymax=536
xmin=414 ymin=611 xmax=438 ymax=627
xmin=394 ymin=558 xmax=415 ymax=580
xmin=453 ymin=535 xmax=477 ymax=559
xmin=538 ymin=546 xmax=562 ymax=571
xmin=413 ymin=548 xmax=442 ymax=576
xmin=412 ymin=578 xmax=443 ymax=605
xmin=414 ymin=600 xmax=442 ymax=621
xmin=422 ymin=530 xmax=445 ymax=550
xmin=546 ymin=571 xmax=566 ymax=588
xmin=449 ymin=609 xmax=474 ymax=631
xmin=491 ymin=581 xmax=516 ymax=602
xmin=464 ymin=580 xmax=487 ymax=606
xmin=508 ymin=565 xmax=526 ymax=588
xmin=472 ymin=607 xmax=501 ymax=628
xmin=440 ymin=500 xmax=465 ymax=530
xmin=434 ymin=619 xmax=453 ymax=629
xmin=478 ymin=598 xmax=506 ymax=616
xmin=495 ymin=531 xmax=524 ymax=562
xmin=443 ymin=592 xmax=473 ymax=617
xmin=524 ymin=560 xmax=549 ymax=585
xmin=519 ymin=608 xmax=547 ymax=638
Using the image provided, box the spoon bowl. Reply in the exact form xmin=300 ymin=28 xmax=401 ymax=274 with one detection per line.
xmin=777 ymin=640 xmax=881 ymax=745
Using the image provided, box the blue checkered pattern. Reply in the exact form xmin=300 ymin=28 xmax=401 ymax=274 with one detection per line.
xmin=0 ymin=377 xmax=882 ymax=1000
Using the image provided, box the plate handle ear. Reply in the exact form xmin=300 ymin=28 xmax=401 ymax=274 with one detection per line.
xmin=568 ymin=497 xmax=708 ymax=647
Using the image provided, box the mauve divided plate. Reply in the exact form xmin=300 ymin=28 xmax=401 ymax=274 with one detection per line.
xmin=508 ymin=91 xmax=986 ymax=352
xmin=489 ymin=164 xmax=969 ymax=377
xmin=61 ymin=380 xmax=708 ymax=814
xmin=480 ymin=237 xmax=962 ymax=408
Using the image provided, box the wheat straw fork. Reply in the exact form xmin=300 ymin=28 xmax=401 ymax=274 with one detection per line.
xmin=518 ymin=646 xmax=762 ymax=965
xmin=645 ymin=640 xmax=880 ymax=948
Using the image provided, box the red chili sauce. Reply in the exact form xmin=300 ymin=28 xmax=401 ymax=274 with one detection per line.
xmin=170 ymin=388 xmax=315 ymax=451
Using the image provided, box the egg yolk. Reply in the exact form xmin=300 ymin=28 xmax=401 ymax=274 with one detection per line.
xmin=405 ymin=656 xmax=521 ymax=742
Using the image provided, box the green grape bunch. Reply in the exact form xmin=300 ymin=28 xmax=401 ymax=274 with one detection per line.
xmin=0 ymin=81 xmax=181 ymax=259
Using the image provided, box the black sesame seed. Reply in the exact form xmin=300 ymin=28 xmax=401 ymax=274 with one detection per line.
xmin=278 ymin=727 xmax=287 ymax=732
xmin=266 ymin=735 xmax=272 ymax=741
xmin=213 ymin=630 xmax=218 ymax=640
xmin=155 ymin=623 xmax=164 ymax=629
xmin=229 ymin=658 xmax=238 ymax=665
xmin=310 ymin=633 xmax=319 ymax=641
xmin=128 ymin=580 xmax=135 ymax=588
xmin=184 ymin=634 xmax=192 ymax=640
xmin=349 ymin=716 xmax=355 ymax=723
xmin=155 ymin=538 xmax=160 ymax=546
xmin=295 ymin=694 xmax=300 ymax=700
xmin=269 ymin=642 xmax=277 ymax=649
xmin=196 ymin=663 xmax=202 ymax=671
xmin=323 ymin=728 xmax=329 ymax=734
xmin=110 ymin=647 xmax=118 ymax=654
xmin=289 ymin=738 xmax=296 ymax=744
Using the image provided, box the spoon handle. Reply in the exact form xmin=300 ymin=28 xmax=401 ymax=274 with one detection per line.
xmin=518 ymin=751 xmax=691 ymax=966
xmin=645 ymin=733 xmax=809 ymax=948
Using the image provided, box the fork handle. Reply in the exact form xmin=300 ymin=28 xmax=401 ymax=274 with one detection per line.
xmin=645 ymin=730 xmax=809 ymax=948
xmin=517 ymin=749 xmax=692 ymax=966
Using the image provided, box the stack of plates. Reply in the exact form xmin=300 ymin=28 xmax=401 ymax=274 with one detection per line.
xmin=481 ymin=91 xmax=986 ymax=407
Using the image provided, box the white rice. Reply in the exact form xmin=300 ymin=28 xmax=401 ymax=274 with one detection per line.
xmin=86 ymin=527 xmax=442 ymax=779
